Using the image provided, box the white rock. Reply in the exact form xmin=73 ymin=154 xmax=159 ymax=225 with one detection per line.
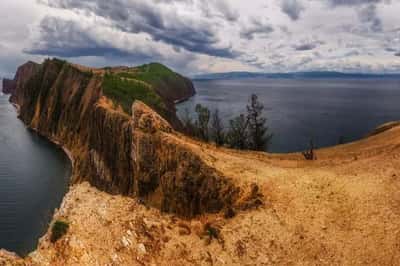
xmin=121 ymin=236 xmax=131 ymax=248
xmin=111 ymin=253 xmax=120 ymax=263
xmin=137 ymin=243 xmax=146 ymax=254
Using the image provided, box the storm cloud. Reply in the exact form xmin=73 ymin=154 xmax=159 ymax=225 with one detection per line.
xmin=327 ymin=0 xmax=387 ymax=6
xmin=281 ymin=0 xmax=304 ymax=21
xmin=0 ymin=0 xmax=399 ymax=76
xmin=357 ymin=4 xmax=382 ymax=32
xmin=25 ymin=17 xmax=143 ymax=58
xmin=36 ymin=0 xmax=238 ymax=59
xmin=240 ymin=20 xmax=274 ymax=40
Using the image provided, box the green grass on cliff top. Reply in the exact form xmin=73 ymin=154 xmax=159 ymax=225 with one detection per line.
xmin=102 ymin=72 xmax=166 ymax=115
xmin=102 ymin=62 xmax=187 ymax=115
xmin=115 ymin=63 xmax=184 ymax=89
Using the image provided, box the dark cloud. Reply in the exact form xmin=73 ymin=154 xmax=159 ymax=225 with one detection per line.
xmin=240 ymin=20 xmax=274 ymax=40
xmin=37 ymin=0 xmax=238 ymax=59
xmin=292 ymin=39 xmax=325 ymax=51
xmin=395 ymin=52 xmax=400 ymax=57
xmin=327 ymin=0 xmax=387 ymax=6
xmin=293 ymin=43 xmax=317 ymax=51
xmin=25 ymin=17 xmax=158 ymax=60
xmin=385 ymin=47 xmax=396 ymax=52
xmin=209 ymin=0 xmax=239 ymax=22
xmin=357 ymin=4 xmax=382 ymax=32
xmin=344 ymin=50 xmax=361 ymax=56
xmin=281 ymin=0 xmax=304 ymax=21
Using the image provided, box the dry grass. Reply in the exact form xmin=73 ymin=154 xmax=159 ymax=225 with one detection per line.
xmin=6 ymin=123 xmax=400 ymax=265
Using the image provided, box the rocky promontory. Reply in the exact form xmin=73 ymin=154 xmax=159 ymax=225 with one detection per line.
xmin=2 ymin=58 xmax=250 ymax=218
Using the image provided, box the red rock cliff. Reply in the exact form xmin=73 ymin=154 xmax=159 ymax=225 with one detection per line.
xmin=10 ymin=59 xmax=243 ymax=217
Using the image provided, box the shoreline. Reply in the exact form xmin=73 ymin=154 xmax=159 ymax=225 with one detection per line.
xmin=173 ymin=92 xmax=196 ymax=104
xmin=9 ymin=99 xmax=75 ymax=168
xmin=2 ymin=96 xmax=75 ymax=259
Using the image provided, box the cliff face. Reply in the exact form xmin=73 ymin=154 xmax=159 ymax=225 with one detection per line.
xmin=141 ymin=63 xmax=196 ymax=103
xmin=10 ymin=59 xmax=244 ymax=217
xmin=2 ymin=61 xmax=41 ymax=102
xmin=2 ymin=78 xmax=16 ymax=94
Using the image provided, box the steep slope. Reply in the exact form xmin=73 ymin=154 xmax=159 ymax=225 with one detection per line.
xmin=2 ymin=78 xmax=16 ymax=94
xmin=120 ymin=62 xmax=196 ymax=103
xmin=2 ymin=61 xmax=40 ymax=101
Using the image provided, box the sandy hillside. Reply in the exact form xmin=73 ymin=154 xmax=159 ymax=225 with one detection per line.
xmin=1 ymin=122 xmax=394 ymax=266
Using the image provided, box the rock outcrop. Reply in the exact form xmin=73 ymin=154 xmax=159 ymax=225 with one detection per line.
xmin=2 ymin=61 xmax=41 ymax=102
xmin=2 ymin=78 xmax=16 ymax=94
xmin=6 ymin=58 xmax=242 ymax=217
xmin=0 ymin=250 xmax=27 ymax=265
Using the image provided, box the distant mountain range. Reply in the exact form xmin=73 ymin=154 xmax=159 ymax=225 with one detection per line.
xmin=193 ymin=71 xmax=400 ymax=80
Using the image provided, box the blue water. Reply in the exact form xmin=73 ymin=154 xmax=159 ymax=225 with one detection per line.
xmin=177 ymin=78 xmax=400 ymax=153
xmin=0 ymin=93 xmax=71 ymax=256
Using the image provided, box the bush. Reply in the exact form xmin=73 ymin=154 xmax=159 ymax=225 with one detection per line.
xmin=50 ymin=220 xmax=69 ymax=243
xmin=302 ymin=139 xmax=317 ymax=160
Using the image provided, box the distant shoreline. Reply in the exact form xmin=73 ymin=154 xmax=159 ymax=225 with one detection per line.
xmin=193 ymin=71 xmax=400 ymax=81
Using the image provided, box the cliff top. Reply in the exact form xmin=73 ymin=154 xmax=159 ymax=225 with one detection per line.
xmin=4 ymin=58 xmax=194 ymax=128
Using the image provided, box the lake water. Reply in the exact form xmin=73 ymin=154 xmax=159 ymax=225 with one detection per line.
xmin=177 ymin=78 xmax=400 ymax=153
xmin=0 ymin=93 xmax=71 ymax=256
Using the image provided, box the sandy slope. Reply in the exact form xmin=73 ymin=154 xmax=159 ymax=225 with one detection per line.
xmin=1 ymin=123 xmax=400 ymax=266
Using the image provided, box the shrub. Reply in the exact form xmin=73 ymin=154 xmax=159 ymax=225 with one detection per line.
xmin=203 ymin=222 xmax=224 ymax=246
xmin=223 ymin=206 xmax=236 ymax=219
xmin=50 ymin=220 xmax=69 ymax=243
xmin=302 ymin=139 xmax=317 ymax=160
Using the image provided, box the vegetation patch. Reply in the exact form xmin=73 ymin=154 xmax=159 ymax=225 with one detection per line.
xmin=50 ymin=220 xmax=69 ymax=243
xmin=182 ymin=94 xmax=273 ymax=151
xmin=118 ymin=63 xmax=184 ymax=88
xmin=102 ymin=72 xmax=166 ymax=114
xmin=202 ymin=222 xmax=224 ymax=246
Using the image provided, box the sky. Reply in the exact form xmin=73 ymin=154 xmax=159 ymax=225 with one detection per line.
xmin=0 ymin=0 xmax=400 ymax=77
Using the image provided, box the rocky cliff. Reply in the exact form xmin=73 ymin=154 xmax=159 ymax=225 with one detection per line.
xmin=5 ymin=58 xmax=247 ymax=217
xmin=2 ymin=61 xmax=41 ymax=101
xmin=2 ymin=78 xmax=16 ymax=94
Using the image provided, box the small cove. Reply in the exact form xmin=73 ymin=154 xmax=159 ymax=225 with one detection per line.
xmin=0 ymin=93 xmax=71 ymax=256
